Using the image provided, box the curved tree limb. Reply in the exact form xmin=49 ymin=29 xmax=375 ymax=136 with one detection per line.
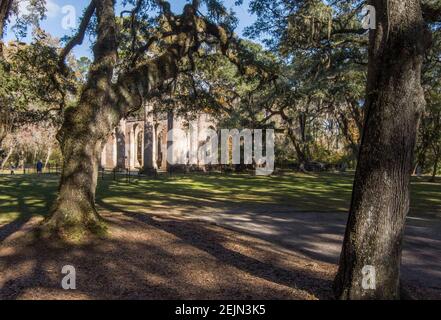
xmin=58 ymin=0 xmax=96 ymax=68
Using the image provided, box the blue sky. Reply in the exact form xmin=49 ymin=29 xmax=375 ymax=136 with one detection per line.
xmin=5 ymin=0 xmax=257 ymax=59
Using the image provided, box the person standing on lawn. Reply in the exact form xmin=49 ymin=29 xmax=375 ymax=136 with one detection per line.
xmin=36 ymin=160 xmax=43 ymax=175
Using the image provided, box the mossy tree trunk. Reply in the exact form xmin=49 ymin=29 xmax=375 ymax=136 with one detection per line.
xmin=44 ymin=0 xmax=120 ymax=236
xmin=334 ymin=0 xmax=430 ymax=299
xmin=44 ymin=1 xmax=193 ymax=237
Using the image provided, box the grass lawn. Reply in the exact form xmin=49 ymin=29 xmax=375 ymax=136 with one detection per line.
xmin=1 ymin=171 xmax=440 ymax=226
xmin=1 ymin=171 xmax=440 ymax=300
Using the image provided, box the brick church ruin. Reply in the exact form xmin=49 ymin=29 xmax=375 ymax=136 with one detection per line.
xmin=100 ymin=104 xmax=216 ymax=172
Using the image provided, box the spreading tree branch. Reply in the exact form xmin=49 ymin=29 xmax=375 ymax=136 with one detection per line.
xmin=58 ymin=1 xmax=96 ymax=67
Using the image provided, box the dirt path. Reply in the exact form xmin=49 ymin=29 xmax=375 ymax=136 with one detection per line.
xmin=0 ymin=205 xmax=439 ymax=299
xmin=151 ymin=203 xmax=441 ymax=299
xmin=0 ymin=211 xmax=335 ymax=300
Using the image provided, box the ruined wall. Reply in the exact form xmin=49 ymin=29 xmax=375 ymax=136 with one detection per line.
xmin=100 ymin=106 xmax=216 ymax=171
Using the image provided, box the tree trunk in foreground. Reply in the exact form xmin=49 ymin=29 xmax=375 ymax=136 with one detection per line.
xmin=43 ymin=0 xmax=119 ymax=237
xmin=44 ymin=0 xmax=185 ymax=238
xmin=334 ymin=0 xmax=429 ymax=299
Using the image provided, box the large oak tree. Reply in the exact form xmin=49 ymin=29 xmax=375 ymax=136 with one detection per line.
xmin=334 ymin=0 xmax=434 ymax=299
xmin=41 ymin=0 xmax=246 ymax=237
xmin=247 ymin=0 xmax=440 ymax=299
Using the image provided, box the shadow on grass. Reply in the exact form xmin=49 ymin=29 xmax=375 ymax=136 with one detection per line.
xmin=103 ymin=199 xmax=333 ymax=298
xmin=0 ymin=202 xmax=334 ymax=300
xmin=0 ymin=175 xmax=57 ymax=242
xmin=0 ymin=173 xmax=440 ymax=299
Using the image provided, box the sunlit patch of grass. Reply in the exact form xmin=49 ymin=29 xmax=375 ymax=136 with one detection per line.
xmin=0 ymin=172 xmax=440 ymax=226
xmin=0 ymin=212 xmax=20 ymax=224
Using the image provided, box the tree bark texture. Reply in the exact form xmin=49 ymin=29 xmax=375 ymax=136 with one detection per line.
xmin=45 ymin=1 xmax=197 ymax=237
xmin=44 ymin=0 xmax=120 ymax=236
xmin=334 ymin=0 xmax=429 ymax=299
